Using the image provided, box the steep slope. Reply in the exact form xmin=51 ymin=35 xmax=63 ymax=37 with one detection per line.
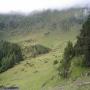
xmin=0 ymin=7 xmax=89 ymax=90
xmin=0 ymin=31 xmax=79 ymax=90
xmin=0 ymin=8 xmax=85 ymax=41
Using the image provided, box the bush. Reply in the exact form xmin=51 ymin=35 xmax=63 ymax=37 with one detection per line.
xmin=53 ymin=60 xmax=58 ymax=65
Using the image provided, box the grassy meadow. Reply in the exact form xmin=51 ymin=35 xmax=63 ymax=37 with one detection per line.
xmin=0 ymin=29 xmax=80 ymax=90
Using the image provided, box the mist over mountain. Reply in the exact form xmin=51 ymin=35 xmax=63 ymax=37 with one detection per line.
xmin=0 ymin=3 xmax=90 ymax=90
xmin=0 ymin=7 xmax=89 ymax=41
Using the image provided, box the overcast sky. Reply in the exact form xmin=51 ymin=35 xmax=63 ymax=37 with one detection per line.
xmin=0 ymin=0 xmax=90 ymax=13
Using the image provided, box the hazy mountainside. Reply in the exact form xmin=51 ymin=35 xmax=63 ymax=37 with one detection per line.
xmin=0 ymin=8 xmax=87 ymax=40
xmin=0 ymin=7 xmax=90 ymax=90
xmin=0 ymin=8 xmax=84 ymax=30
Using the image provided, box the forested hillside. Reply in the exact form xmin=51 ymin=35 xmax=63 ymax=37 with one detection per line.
xmin=0 ymin=8 xmax=86 ymax=40
xmin=0 ymin=41 xmax=23 ymax=72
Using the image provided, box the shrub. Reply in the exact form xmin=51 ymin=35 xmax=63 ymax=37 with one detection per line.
xmin=53 ymin=60 xmax=58 ymax=65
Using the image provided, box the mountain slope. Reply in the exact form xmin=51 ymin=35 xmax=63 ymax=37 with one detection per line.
xmin=0 ymin=7 xmax=89 ymax=90
xmin=0 ymin=8 xmax=85 ymax=41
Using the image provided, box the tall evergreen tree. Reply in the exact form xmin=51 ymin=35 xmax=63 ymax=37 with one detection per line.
xmin=58 ymin=41 xmax=74 ymax=78
xmin=75 ymin=15 xmax=90 ymax=67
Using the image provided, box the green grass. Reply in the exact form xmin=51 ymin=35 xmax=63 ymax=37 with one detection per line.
xmin=0 ymin=27 xmax=90 ymax=90
xmin=0 ymin=8 xmax=89 ymax=90
xmin=0 ymin=49 xmax=62 ymax=90
xmin=48 ymin=56 xmax=90 ymax=90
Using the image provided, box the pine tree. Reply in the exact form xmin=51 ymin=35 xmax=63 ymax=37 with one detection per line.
xmin=75 ymin=15 xmax=90 ymax=67
xmin=58 ymin=41 xmax=74 ymax=78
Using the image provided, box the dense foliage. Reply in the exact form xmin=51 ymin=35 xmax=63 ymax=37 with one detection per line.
xmin=0 ymin=41 xmax=23 ymax=72
xmin=74 ymin=15 xmax=90 ymax=67
xmin=0 ymin=8 xmax=84 ymax=31
xmin=58 ymin=41 xmax=74 ymax=78
xmin=58 ymin=15 xmax=90 ymax=78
